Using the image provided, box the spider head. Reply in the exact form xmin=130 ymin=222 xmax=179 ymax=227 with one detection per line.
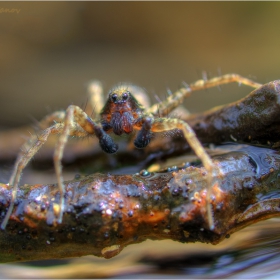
xmin=109 ymin=89 xmax=130 ymax=105
xmin=100 ymin=86 xmax=145 ymax=134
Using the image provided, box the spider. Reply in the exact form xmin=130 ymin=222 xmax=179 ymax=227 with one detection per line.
xmin=0 ymin=74 xmax=262 ymax=230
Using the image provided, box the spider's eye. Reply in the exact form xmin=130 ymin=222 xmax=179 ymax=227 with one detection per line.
xmin=122 ymin=91 xmax=129 ymax=101
xmin=111 ymin=93 xmax=118 ymax=103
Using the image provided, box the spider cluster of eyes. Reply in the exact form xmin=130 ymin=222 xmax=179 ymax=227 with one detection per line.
xmin=109 ymin=90 xmax=129 ymax=103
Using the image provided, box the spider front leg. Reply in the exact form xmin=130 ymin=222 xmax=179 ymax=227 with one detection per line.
xmin=147 ymin=73 xmax=262 ymax=116
xmin=44 ymin=106 xmax=118 ymax=224
xmin=0 ymin=106 xmax=117 ymax=230
xmin=144 ymin=116 xmax=215 ymax=229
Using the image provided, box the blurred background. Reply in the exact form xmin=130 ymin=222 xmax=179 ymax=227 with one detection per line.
xmin=0 ymin=1 xmax=280 ymax=128
xmin=1 ymin=2 xmax=280 ymax=278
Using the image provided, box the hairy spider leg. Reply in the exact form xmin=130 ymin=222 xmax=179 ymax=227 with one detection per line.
xmin=87 ymin=80 xmax=105 ymax=116
xmin=52 ymin=105 xmax=118 ymax=225
xmin=147 ymin=73 xmax=262 ymax=116
xmin=1 ymin=124 xmax=63 ymax=229
xmin=0 ymin=105 xmax=117 ymax=229
xmin=137 ymin=116 xmax=215 ymax=229
xmin=38 ymin=111 xmax=66 ymax=130
xmin=1 ymin=120 xmax=89 ymax=230
xmin=190 ymin=73 xmax=262 ymax=91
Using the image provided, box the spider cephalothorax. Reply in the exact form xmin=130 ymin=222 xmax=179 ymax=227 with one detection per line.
xmin=1 ymin=74 xmax=263 ymax=230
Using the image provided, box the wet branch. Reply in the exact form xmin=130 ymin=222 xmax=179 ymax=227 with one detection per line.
xmin=1 ymin=144 xmax=280 ymax=262
xmin=186 ymin=80 xmax=280 ymax=145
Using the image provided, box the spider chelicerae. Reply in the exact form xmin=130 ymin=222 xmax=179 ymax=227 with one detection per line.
xmin=1 ymin=74 xmax=262 ymax=230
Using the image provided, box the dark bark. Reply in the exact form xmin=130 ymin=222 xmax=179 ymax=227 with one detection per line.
xmin=186 ymin=80 xmax=280 ymax=146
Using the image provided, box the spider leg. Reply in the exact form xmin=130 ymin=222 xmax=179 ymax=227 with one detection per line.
xmin=49 ymin=105 xmax=118 ymax=224
xmin=126 ymin=84 xmax=151 ymax=109
xmin=149 ymin=117 xmax=215 ymax=229
xmin=87 ymin=80 xmax=105 ymax=116
xmin=147 ymin=73 xmax=262 ymax=116
xmin=1 ymin=105 xmax=118 ymax=229
xmin=190 ymin=73 xmax=262 ymax=91
xmin=38 ymin=111 xmax=66 ymax=130
xmin=39 ymin=81 xmax=105 ymax=128
xmin=134 ymin=116 xmax=153 ymax=149
xmin=19 ymin=110 xmax=88 ymax=167
xmin=1 ymin=123 xmax=67 ymax=229
xmin=52 ymin=107 xmax=75 ymax=225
